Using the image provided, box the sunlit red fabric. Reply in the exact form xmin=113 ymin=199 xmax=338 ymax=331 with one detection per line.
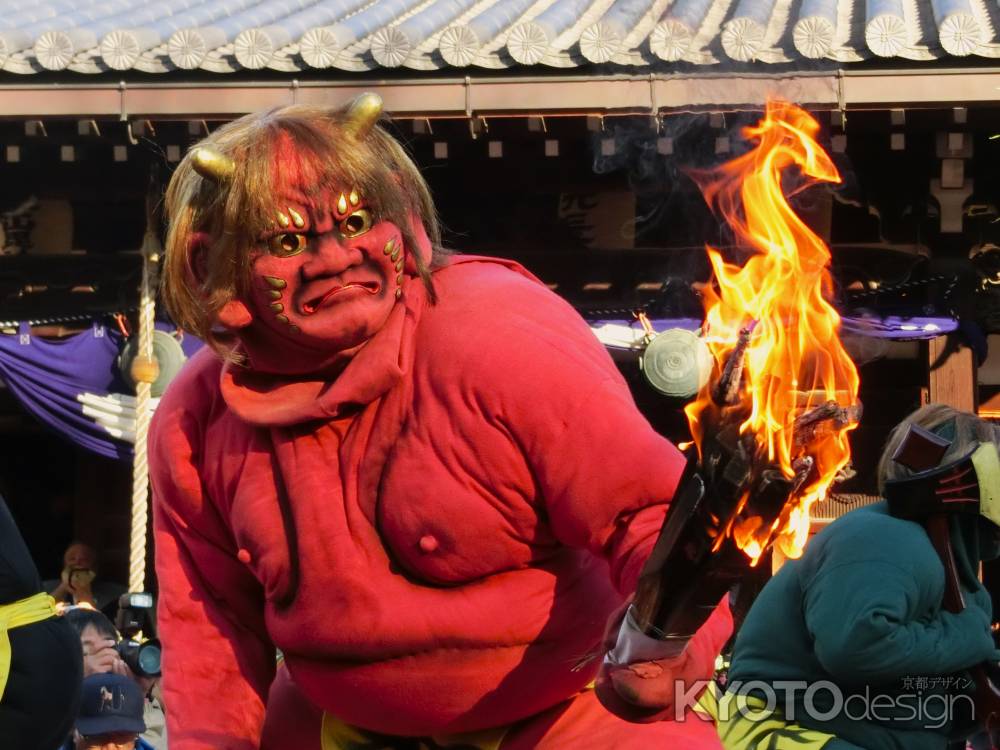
xmin=685 ymin=99 xmax=860 ymax=562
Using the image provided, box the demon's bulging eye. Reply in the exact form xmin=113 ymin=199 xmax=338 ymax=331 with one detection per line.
xmin=268 ymin=232 xmax=308 ymax=257
xmin=339 ymin=209 xmax=372 ymax=238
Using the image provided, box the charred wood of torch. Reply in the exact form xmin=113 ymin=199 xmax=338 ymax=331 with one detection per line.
xmin=711 ymin=321 xmax=757 ymax=407
xmin=792 ymin=398 xmax=863 ymax=452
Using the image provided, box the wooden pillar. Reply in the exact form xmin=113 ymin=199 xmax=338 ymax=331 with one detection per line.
xmin=927 ymin=335 xmax=977 ymax=411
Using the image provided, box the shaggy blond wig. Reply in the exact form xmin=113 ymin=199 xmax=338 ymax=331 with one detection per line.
xmin=878 ymin=403 xmax=1000 ymax=494
xmin=162 ymin=101 xmax=447 ymax=354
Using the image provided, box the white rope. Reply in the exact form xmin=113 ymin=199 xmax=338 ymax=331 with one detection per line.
xmin=128 ymin=227 xmax=159 ymax=594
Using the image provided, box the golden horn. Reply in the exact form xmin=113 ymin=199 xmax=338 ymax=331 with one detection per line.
xmin=343 ymin=92 xmax=383 ymax=139
xmin=190 ymin=147 xmax=235 ymax=184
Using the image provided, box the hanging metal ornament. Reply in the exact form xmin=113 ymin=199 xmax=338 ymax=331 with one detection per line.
xmin=640 ymin=328 xmax=713 ymax=399
xmin=118 ymin=330 xmax=188 ymax=398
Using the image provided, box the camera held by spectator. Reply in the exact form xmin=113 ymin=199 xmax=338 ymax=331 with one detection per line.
xmin=114 ymin=593 xmax=160 ymax=679
xmin=64 ymin=604 xmax=167 ymax=749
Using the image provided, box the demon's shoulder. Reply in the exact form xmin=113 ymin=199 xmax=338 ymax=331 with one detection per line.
xmin=422 ymin=255 xmax=599 ymax=356
xmin=152 ymin=346 xmax=225 ymax=438
xmin=415 ymin=256 xmax=626 ymax=405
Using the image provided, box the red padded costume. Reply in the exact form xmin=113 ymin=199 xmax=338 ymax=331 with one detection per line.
xmin=151 ymin=255 xmax=730 ymax=749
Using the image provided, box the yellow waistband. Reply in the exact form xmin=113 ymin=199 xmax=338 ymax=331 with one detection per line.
xmin=321 ymin=713 xmax=507 ymax=750
xmin=0 ymin=593 xmax=58 ymax=701
xmin=320 ymin=682 xmax=598 ymax=750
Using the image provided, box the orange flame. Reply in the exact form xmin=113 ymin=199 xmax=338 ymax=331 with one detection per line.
xmin=684 ymin=100 xmax=860 ymax=563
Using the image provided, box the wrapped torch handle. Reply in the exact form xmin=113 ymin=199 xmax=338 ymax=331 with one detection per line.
xmin=598 ymin=442 xmax=803 ymax=724
xmin=630 ymin=438 xmax=802 ymax=641
xmin=630 ymin=460 xmax=746 ymax=640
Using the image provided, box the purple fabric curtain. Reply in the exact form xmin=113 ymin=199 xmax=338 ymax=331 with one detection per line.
xmin=0 ymin=310 xmax=952 ymax=461
xmin=0 ymin=322 xmax=203 ymax=461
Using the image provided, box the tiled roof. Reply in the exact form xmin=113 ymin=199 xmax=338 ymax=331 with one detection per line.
xmin=2 ymin=0 xmax=1000 ymax=75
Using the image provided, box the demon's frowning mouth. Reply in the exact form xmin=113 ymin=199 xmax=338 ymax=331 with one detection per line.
xmin=302 ymin=281 xmax=381 ymax=314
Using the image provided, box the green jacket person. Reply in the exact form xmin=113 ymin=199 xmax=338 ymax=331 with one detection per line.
xmin=715 ymin=404 xmax=1000 ymax=750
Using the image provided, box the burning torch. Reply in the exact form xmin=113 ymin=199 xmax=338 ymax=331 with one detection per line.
xmin=633 ymin=346 xmax=857 ymax=640
xmin=602 ymin=100 xmax=862 ymax=715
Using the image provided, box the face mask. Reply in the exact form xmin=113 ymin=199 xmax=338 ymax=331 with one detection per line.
xmin=244 ymin=188 xmax=405 ymax=355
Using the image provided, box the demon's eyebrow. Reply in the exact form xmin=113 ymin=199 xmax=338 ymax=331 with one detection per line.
xmin=269 ymin=207 xmax=307 ymax=232
xmin=335 ymin=189 xmax=366 ymax=216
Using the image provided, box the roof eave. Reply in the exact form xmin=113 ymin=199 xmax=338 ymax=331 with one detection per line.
xmin=0 ymin=68 xmax=994 ymax=118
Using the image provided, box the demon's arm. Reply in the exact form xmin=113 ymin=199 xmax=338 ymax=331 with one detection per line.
xmin=466 ymin=278 xmax=733 ymax=641
xmin=499 ymin=336 xmax=734 ymax=713
xmin=150 ymin=383 xmax=276 ymax=750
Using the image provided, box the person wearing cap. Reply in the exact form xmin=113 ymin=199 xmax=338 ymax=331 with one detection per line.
xmin=68 ymin=673 xmax=154 ymax=750
xmin=62 ymin=608 xmax=168 ymax=750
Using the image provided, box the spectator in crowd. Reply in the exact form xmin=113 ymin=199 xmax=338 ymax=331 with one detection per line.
xmin=0 ymin=495 xmax=81 ymax=750
xmin=64 ymin=673 xmax=153 ymax=750
xmin=46 ymin=543 xmax=126 ymax=619
xmin=63 ymin=608 xmax=166 ymax=750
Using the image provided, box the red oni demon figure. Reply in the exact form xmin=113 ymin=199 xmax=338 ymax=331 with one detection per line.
xmin=151 ymin=94 xmax=732 ymax=750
